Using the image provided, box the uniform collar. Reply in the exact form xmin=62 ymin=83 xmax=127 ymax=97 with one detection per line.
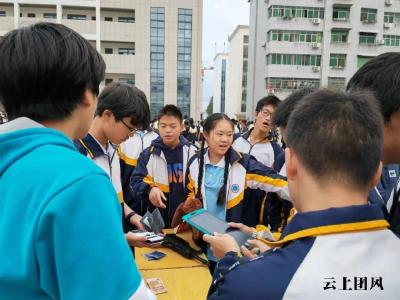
xmin=204 ymin=150 xmax=225 ymax=168
xmin=262 ymin=204 xmax=389 ymax=247
xmin=79 ymin=133 xmax=111 ymax=158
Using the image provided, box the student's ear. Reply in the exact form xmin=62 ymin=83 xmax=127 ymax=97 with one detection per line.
xmin=253 ymin=111 xmax=258 ymax=119
xmin=81 ymin=88 xmax=97 ymax=108
xmin=285 ymin=147 xmax=298 ymax=180
xmin=368 ymin=161 xmax=383 ymax=191
xmin=203 ymin=131 xmax=210 ymax=142
xmin=102 ymin=109 xmax=113 ymax=121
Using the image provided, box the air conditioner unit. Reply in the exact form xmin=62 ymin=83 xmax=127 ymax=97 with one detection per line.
xmin=332 ymin=65 xmax=344 ymax=70
xmin=311 ymin=42 xmax=321 ymax=49
xmin=385 ymin=0 xmax=393 ymax=6
xmin=267 ymin=88 xmax=275 ymax=94
xmin=376 ymin=39 xmax=385 ymax=45
xmin=312 ymin=66 xmax=320 ymax=72
xmin=312 ymin=18 xmax=321 ymax=25
xmin=384 ymin=22 xmax=393 ymax=29
xmin=334 ymin=17 xmax=347 ymax=21
xmin=362 ymin=19 xmax=376 ymax=24
xmin=282 ymin=14 xmax=293 ymax=20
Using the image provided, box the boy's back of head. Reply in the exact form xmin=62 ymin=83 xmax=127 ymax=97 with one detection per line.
xmin=286 ymin=89 xmax=383 ymax=191
xmin=0 ymin=22 xmax=105 ymax=122
xmin=97 ymin=83 xmax=150 ymax=130
xmin=347 ymin=52 xmax=400 ymax=122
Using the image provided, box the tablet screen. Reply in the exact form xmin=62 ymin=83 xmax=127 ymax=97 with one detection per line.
xmin=187 ymin=210 xmax=230 ymax=234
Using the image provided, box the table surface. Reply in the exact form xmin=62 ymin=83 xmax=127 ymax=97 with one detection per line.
xmin=135 ymin=229 xmax=212 ymax=300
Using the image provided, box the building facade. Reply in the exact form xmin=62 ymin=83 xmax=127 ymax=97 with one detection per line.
xmin=0 ymin=0 xmax=203 ymax=119
xmin=225 ymin=25 xmax=249 ymax=119
xmin=212 ymin=52 xmax=228 ymax=115
xmin=247 ymin=0 xmax=400 ymax=119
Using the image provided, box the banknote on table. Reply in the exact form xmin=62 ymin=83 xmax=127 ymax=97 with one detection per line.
xmin=146 ymin=277 xmax=167 ymax=294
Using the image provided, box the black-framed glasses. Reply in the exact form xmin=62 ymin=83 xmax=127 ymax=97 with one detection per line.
xmin=120 ymin=119 xmax=138 ymax=135
xmin=259 ymin=110 xmax=273 ymax=118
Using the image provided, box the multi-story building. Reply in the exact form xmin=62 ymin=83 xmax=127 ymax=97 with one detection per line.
xmin=247 ymin=0 xmax=400 ymax=119
xmin=0 ymin=0 xmax=203 ymax=119
xmin=212 ymin=52 xmax=228 ymax=114
xmin=225 ymin=25 xmax=249 ymax=119
xmin=212 ymin=25 xmax=249 ymax=119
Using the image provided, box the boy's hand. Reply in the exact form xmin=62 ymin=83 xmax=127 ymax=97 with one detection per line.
xmin=240 ymin=239 xmax=271 ymax=258
xmin=125 ymin=232 xmax=149 ymax=248
xmin=228 ymin=222 xmax=256 ymax=235
xmin=203 ymin=232 xmax=240 ymax=259
xmin=149 ymin=187 xmax=167 ymax=209
xmin=130 ymin=213 xmax=145 ymax=231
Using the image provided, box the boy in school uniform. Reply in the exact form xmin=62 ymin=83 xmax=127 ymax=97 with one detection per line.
xmin=0 ymin=23 xmax=154 ymax=299
xmin=232 ymin=96 xmax=286 ymax=230
xmin=119 ymin=127 xmax=159 ymax=216
xmin=205 ymin=89 xmax=400 ymax=299
xmin=74 ymin=83 xmax=152 ymax=243
xmin=131 ymin=105 xmax=197 ymax=227
xmin=347 ymin=52 xmax=400 ymax=232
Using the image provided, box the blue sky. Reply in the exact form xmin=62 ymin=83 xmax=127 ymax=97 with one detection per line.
xmin=202 ymin=0 xmax=250 ymax=110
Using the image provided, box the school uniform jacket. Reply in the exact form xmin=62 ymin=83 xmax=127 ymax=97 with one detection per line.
xmin=130 ymin=136 xmax=197 ymax=225
xmin=208 ymin=204 xmax=400 ymax=300
xmin=118 ymin=130 xmax=158 ymax=213
xmin=74 ymin=134 xmax=123 ymax=203
xmin=233 ymin=129 xmax=291 ymax=229
xmin=185 ymin=149 xmax=290 ymax=224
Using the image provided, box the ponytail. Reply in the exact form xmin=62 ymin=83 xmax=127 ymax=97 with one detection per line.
xmin=217 ymin=147 xmax=230 ymax=206
xmin=196 ymin=137 xmax=205 ymax=200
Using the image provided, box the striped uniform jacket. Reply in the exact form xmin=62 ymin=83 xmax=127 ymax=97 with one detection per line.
xmin=118 ymin=130 xmax=158 ymax=214
xmin=130 ymin=136 xmax=197 ymax=226
xmin=74 ymin=133 xmax=124 ymax=203
xmin=185 ymin=149 xmax=290 ymax=224
xmin=208 ymin=204 xmax=400 ymax=300
xmin=232 ymin=129 xmax=291 ymax=229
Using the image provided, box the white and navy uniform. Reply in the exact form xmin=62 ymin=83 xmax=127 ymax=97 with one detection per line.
xmin=75 ymin=133 xmax=123 ymax=203
xmin=232 ymin=129 xmax=291 ymax=230
xmin=209 ymin=204 xmax=400 ymax=300
xmin=118 ymin=130 xmax=158 ymax=214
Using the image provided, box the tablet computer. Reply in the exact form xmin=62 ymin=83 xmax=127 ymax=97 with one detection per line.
xmin=182 ymin=208 xmax=252 ymax=246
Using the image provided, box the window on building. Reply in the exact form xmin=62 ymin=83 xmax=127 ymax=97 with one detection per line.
xmin=43 ymin=12 xmax=56 ymax=19
xmin=150 ymin=7 xmax=166 ymax=118
xmin=104 ymin=16 xmax=113 ymax=22
xmin=269 ymin=53 xmax=321 ymax=66
xmin=328 ymin=77 xmax=346 ymax=90
xmin=91 ymin=16 xmax=96 ymax=21
xmin=269 ymin=6 xmax=324 ymax=19
xmin=360 ymin=8 xmax=377 ymax=23
xmin=357 ymin=56 xmax=374 ymax=68
xmin=330 ymin=53 xmax=346 ymax=68
xmin=118 ymin=16 xmax=135 ymax=23
xmin=0 ymin=11 xmax=5 ymax=17
xmin=384 ymin=35 xmax=400 ymax=46
xmin=332 ymin=6 xmax=350 ymax=21
xmin=67 ymin=14 xmax=87 ymax=20
xmin=269 ymin=30 xmax=322 ymax=43
xmin=266 ymin=77 xmax=320 ymax=90
xmin=104 ymin=48 xmax=113 ymax=54
xmin=331 ymin=30 xmax=348 ymax=43
xmin=27 ymin=13 xmax=36 ymax=18
xmin=118 ymin=47 xmax=135 ymax=55
xmin=119 ymin=77 xmax=135 ymax=85
xmin=243 ymin=35 xmax=249 ymax=43
xmin=359 ymin=32 xmax=376 ymax=44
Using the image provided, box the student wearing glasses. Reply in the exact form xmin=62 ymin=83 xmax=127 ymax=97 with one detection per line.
xmin=75 ymin=83 xmax=152 ymax=247
xmin=232 ymin=96 xmax=291 ymax=231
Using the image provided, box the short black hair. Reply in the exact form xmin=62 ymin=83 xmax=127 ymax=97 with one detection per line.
xmin=286 ymin=89 xmax=383 ymax=189
xmin=0 ymin=22 xmax=105 ymax=122
xmin=158 ymin=104 xmax=183 ymax=122
xmin=347 ymin=52 xmax=400 ymax=122
xmin=273 ymin=88 xmax=315 ymax=128
xmin=97 ymin=83 xmax=150 ymax=130
xmin=255 ymin=95 xmax=281 ymax=112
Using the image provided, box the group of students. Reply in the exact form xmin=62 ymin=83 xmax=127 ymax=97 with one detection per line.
xmin=1 ymin=22 xmax=400 ymax=299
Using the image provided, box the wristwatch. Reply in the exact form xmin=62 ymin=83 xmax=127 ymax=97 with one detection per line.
xmin=126 ymin=211 xmax=137 ymax=223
